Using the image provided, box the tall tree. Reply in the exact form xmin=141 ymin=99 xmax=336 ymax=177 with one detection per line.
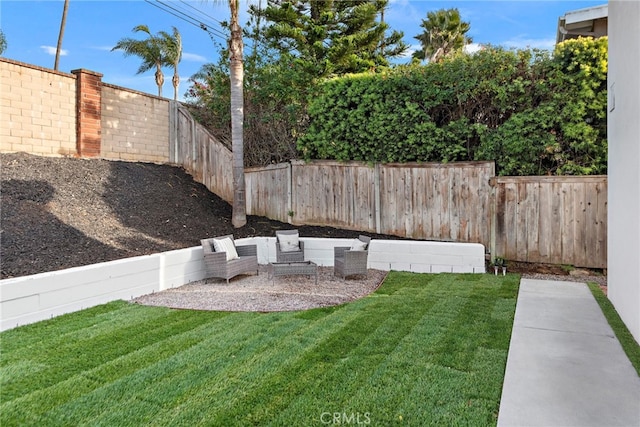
xmin=413 ymin=8 xmax=471 ymax=63
xmin=158 ymin=27 xmax=182 ymax=101
xmin=54 ymin=0 xmax=70 ymax=70
xmin=228 ymin=0 xmax=246 ymax=227
xmin=112 ymin=25 xmax=165 ymax=97
xmin=199 ymin=0 xmax=246 ymax=227
xmin=250 ymin=0 xmax=407 ymax=78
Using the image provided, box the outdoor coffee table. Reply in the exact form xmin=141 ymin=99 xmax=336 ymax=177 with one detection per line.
xmin=270 ymin=261 xmax=318 ymax=285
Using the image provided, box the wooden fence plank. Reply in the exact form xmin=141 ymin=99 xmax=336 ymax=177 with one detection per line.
xmin=595 ymin=181 xmax=608 ymax=268
xmin=550 ymin=180 xmax=564 ymax=263
xmin=525 ymin=182 xmax=540 ymax=262
xmin=536 ymin=182 xmax=552 ymax=263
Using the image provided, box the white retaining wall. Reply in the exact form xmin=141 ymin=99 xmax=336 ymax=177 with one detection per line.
xmin=1 ymin=238 xmax=485 ymax=331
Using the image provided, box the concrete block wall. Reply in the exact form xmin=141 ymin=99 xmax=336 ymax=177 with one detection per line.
xmin=101 ymin=84 xmax=170 ymax=163
xmin=368 ymin=240 xmax=486 ymax=273
xmin=0 ymin=238 xmax=485 ymax=331
xmin=0 ymin=58 xmax=172 ymax=163
xmin=0 ymin=58 xmax=76 ymax=156
xmin=0 ymin=246 xmax=208 ymax=332
xmin=245 ymin=237 xmax=486 ymax=273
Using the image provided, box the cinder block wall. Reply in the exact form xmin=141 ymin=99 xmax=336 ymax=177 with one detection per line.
xmin=1 ymin=58 xmax=172 ymax=163
xmin=101 ymin=84 xmax=170 ymax=163
xmin=0 ymin=58 xmax=76 ymax=156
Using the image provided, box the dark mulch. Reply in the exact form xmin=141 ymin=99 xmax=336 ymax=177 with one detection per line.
xmin=1 ymin=152 xmax=404 ymax=279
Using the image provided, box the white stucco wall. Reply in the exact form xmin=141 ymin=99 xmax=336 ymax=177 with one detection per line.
xmin=608 ymin=0 xmax=640 ymax=343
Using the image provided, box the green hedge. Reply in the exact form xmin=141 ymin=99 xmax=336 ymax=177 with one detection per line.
xmin=299 ymin=39 xmax=608 ymax=176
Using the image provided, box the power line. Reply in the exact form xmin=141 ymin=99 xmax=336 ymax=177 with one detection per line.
xmin=143 ymin=0 xmax=228 ymax=42
xmin=168 ymin=1 xmax=257 ymax=52
xmin=157 ymin=0 xmax=229 ymax=40
xmin=177 ymin=0 xmax=225 ymax=26
xmin=143 ymin=0 xmax=256 ymax=55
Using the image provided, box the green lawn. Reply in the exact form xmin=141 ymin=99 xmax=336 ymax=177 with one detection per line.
xmin=0 ymin=272 xmax=519 ymax=426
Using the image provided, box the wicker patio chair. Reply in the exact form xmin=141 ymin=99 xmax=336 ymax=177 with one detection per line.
xmin=275 ymin=229 xmax=305 ymax=263
xmin=201 ymin=235 xmax=258 ymax=283
xmin=334 ymin=235 xmax=371 ymax=279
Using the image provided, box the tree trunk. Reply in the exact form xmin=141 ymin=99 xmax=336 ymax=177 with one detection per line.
xmin=172 ymin=72 xmax=179 ymax=101
xmin=155 ymin=65 xmax=164 ymax=97
xmin=54 ymin=0 xmax=70 ymax=71
xmin=230 ymin=0 xmax=246 ymax=228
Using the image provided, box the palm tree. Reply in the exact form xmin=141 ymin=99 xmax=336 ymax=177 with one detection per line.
xmin=54 ymin=0 xmax=70 ymax=70
xmin=158 ymin=27 xmax=182 ymax=101
xmin=413 ymin=8 xmax=471 ymax=63
xmin=201 ymin=0 xmax=246 ymax=227
xmin=229 ymin=0 xmax=246 ymax=228
xmin=112 ymin=25 xmax=165 ymax=97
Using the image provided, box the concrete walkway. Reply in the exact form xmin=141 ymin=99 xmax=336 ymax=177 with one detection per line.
xmin=498 ymin=279 xmax=640 ymax=427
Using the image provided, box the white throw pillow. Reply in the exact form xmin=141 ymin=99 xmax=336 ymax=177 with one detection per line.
xmin=279 ymin=232 xmax=300 ymax=252
xmin=213 ymin=237 xmax=239 ymax=261
xmin=350 ymin=238 xmax=368 ymax=251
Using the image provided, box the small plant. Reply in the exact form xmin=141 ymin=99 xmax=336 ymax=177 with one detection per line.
xmin=287 ymin=210 xmax=295 ymax=218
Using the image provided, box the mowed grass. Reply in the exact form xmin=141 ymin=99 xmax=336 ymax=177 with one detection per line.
xmin=0 ymin=272 xmax=519 ymax=426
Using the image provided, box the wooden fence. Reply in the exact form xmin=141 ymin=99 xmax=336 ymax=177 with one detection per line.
xmin=379 ymin=162 xmax=493 ymax=245
xmin=172 ymin=104 xmax=233 ymax=202
xmin=490 ymin=176 xmax=607 ymax=269
xmin=171 ymin=104 xmax=607 ymax=269
xmin=244 ymin=160 xmax=495 ymax=247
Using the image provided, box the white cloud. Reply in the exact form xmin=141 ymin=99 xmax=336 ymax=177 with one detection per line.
xmin=399 ymin=43 xmax=482 ymax=60
xmin=400 ymin=44 xmax=420 ymax=59
xmin=40 ymin=45 xmax=68 ymax=56
xmin=464 ymin=43 xmax=483 ymax=54
xmin=182 ymin=52 xmax=207 ymax=63
xmin=502 ymin=37 xmax=556 ymax=51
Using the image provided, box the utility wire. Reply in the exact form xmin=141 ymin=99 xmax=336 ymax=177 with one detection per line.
xmin=157 ymin=0 xmax=228 ymax=39
xmin=177 ymin=0 xmax=226 ymax=26
xmin=144 ymin=0 xmax=227 ymax=42
xmin=144 ymin=0 xmax=256 ymax=54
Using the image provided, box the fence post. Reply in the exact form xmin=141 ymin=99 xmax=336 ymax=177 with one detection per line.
xmin=374 ymin=163 xmax=381 ymax=234
xmin=169 ymin=101 xmax=177 ymax=163
xmin=489 ymin=177 xmax=497 ymax=264
xmin=287 ymin=162 xmax=293 ymax=224
xmin=191 ymin=115 xmax=197 ymax=171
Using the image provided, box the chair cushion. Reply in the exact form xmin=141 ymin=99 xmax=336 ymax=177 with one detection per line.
xmin=213 ymin=237 xmax=239 ymax=261
xmin=279 ymin=231 xmax=300 ymax=252
xmin=350 ymin=238 xmax=368 ymax=251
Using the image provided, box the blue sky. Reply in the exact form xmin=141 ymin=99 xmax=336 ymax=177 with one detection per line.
xmin=1 ymin=0 xmax=605 ymax=100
